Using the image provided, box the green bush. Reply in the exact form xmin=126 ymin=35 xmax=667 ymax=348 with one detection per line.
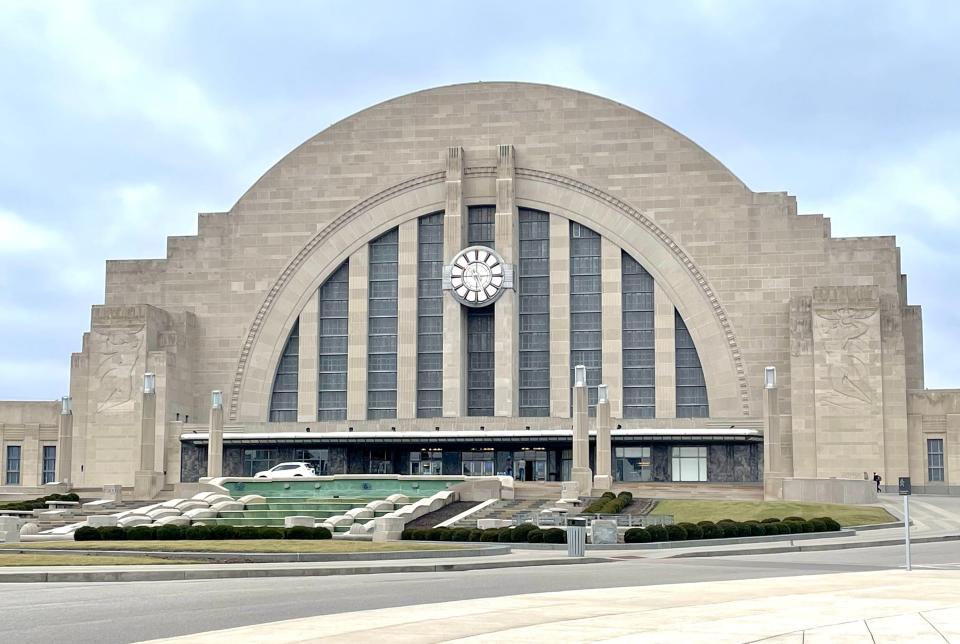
xmin=600 ymin=491 xmax=616 ymax=500
xmin=480 ymin=528 xmax=501 ymax=542
xmin=74 ymin=526 xmax=101 ymax=541
xmin=744 ymin=522 xmax=766 ymax=537
xmin=814 ymin=517 xmax=842 ymax=532
xmin=782 ymin=520 xmax=803 ymax=534
xmin=256 ymin=527 xmax=284 ymax=539
xmin=312 ymin=526 xmax=332 ymax=539
xmin=699 ymin=522 xmax=722 ymax=539
xmin=284 ymin=526 xmax=314 ymax=540
xmin=527 ymin=528 xmax=544 ymax=543
xmin=156 ymin=525 xmax=184 ymax=540
xmin=717 ymin=519 xmax=736 ymax=525
xmin=512 ymin=523 xmax=538 ymax=542
xmin=98 ymin=526 xmax=127 ymax=541
xmin=497 ymin=528 xmax=515 ymax=542
xmin=783 ymin=516 xmax=805 ymax=522
xmin=185 ymin=524 xmax=210 ymax=540
xmin=428 ymin=527 xmax=451 ymax=541
xmin=410 ymin=528 xmax=429 ymax=541
xmin=696 ymin=520 xmax=716 ymax=527
xmin=665 ymin=524 xmax=688 ymax=541
xmin=720 ymin=523 xmax=741 ymax=538
xmin=761 ymin=522 xmax=780 ymax=536
xmin=777 ymin=522 xmax=793 ymax=535
xmin=542 ymin=528 xmax=566 ymax=544
xmin=810 ymin=519 xmax=827 ymax=533
xmin=761 ymin=517 xmax=781 ymax=524
xmin=645 ymin=525 xmax=668 ymax=542
xmin=798 ymin=521 xmax=814 ymax=533
xmin=677 ymin=522 xmax=703 ymax=540
xmin=209 ymin=525 xmax=237 ymax=540
xmin=401 ymin=528 xmax=415 ymax=540
xmin=127 ymin=525 xmax=156 ymax=541
xmin=468 ymin=529 xmax=483 ymax=542
xmin=235 ymin=526 xmax=262 ymax=540
xmin=451 ymin=528 xmax=472 ymax=542
xmin=617 ymin=491 xmax=633 ymax=503
xmin=624 ymin=527 xmax=651 ymax=543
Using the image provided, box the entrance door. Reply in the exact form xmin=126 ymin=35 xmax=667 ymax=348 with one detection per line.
xmin=515 ymin=460 xmax=527 ymax=481
xmin=533 ymin=460 xmax=547 ymax=481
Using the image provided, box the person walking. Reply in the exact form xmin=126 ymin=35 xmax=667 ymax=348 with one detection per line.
xmin=873 ymin=472 xmax=882 ymax=493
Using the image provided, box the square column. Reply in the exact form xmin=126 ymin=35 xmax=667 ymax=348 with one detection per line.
xmin=494 ymin=144 xmax=519 ymax=417
xmin=207 ymin=391 xmax=224 ymax=478
xmin=654 ymin=282 xmax=676 ymax=418
xmin=57 ymin=397 xmax=73 ymax=485
xmin=396 ymin=220 xmax=419 ymax=419
xmin=134 ymin=373 xmax=163 ymax=498
xmin=601 ymin=239 xmax=623 ymax=418
xmin=571 ymin=365 xmax=593 ymax=494
xmin=442 ymin=147 xmax=467 ymax=417
xmin=549 ymin=214 xmax=571 ymax=417
xmin=594 ymin=385 xmax=613 ymax=490
xmin=346 ymin=246 xmax=369 ymax=420
xmin=297 ymin=290 xmax=320 ymax=422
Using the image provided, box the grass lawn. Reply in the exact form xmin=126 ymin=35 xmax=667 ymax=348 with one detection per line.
xmin=0 ymin=554 xmax=205 ymax=566
xmin=650 ymin=500 xmax=895 ymax=527
xmin=0 ymin=540 xmax=465 ymax=553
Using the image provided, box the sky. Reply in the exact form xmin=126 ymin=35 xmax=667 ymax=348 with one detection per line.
xmin=0 ymin=1 xmax=958 ymax=400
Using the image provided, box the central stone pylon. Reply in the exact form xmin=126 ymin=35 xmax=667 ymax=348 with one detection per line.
xmin=571 ymin=365 xmax=594 ymax=495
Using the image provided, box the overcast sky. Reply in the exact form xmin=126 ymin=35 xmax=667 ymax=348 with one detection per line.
xmin=1 ymin=1 xmax=958 ymax=400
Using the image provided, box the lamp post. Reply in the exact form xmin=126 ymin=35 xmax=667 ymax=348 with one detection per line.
xmin=57 ymin=396 xmax=73 ymax=485
xmin=208 ymin=390 xmax=224 ymax=478
xmin=593 ymin=384 xmax=612 ymax=490
xmin=571 ymin=364 xmax=593 ymax=495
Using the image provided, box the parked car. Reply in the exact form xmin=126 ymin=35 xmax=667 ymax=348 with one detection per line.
xmin=254 ymin=462 xmax=318 ymax=478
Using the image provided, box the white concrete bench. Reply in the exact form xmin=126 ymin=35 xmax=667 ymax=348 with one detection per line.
xmin=45 ymin=500 xmax=80 ymax=511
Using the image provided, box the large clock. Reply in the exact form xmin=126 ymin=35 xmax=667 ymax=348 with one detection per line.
xmin=443 ymin=245 xmax=513 ymax=307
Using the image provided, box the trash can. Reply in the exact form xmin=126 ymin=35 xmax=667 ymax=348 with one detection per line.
xmin=567 ymin=517 xmax=587 ymax=557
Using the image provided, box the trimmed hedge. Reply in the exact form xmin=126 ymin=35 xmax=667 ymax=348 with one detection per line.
xmin=155 ymin=525 xmax=184 ymax=540
xmin=542 ymin=528 xmax=566 ymax=544
xmin=0 ymin=492 xmax=81 ymax=512
xmin=79 ymin=524 xmax=331 ymax=541
xmin=624 ymin=527 xmax=651 ymax=543
xmin=584 ymin=490 xmax=634 ymax=514
xmin=74 ymin=526 xmax=101 ymax=541
xmin=677 ymin=522 xmax=703 ymax=540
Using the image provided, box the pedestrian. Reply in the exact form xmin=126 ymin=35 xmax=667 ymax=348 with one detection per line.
xmin=873 ymin=472 xmax=882 ymax=493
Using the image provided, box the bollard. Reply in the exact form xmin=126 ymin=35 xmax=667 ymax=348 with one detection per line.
xmin=567 ymin=517 xmax=587 ymax=557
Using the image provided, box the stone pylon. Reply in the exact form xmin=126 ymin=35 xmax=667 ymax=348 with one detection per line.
xmin=57 ymin=397 xmax=73 ymax=485
xmin=593 ymin=385 xmax=613 ymax=490
xmin=208 ymin=391 xmax=224 ymax=478
xmin=571 ymin=366 xmax=593 ymax=495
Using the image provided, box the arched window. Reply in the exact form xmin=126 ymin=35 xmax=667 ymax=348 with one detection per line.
xmin=675 ymin=309 xmax=708 ymax=417
xmin=268 ymin=320 xmax=299 ymax=422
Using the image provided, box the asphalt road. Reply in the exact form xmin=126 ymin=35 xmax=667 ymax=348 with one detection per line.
xmin=2 ymin=541 xmax=958 ymax=644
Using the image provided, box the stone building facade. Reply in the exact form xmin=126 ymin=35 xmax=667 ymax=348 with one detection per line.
xmin=1 ymin=83 xmax=956 ymax=496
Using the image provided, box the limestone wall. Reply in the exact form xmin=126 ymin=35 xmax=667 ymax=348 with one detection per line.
xmin=0 ymin=401 xmax=59 ymax=487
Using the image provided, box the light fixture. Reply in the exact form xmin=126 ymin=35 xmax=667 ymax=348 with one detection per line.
xmin=143 ymin=372 xmax=156 ymax=394
xmin=211 ymin=390 xmax=223 ymax=409
xmin=305 ymin=427 xmax=311 ymax=433
xmin=764 ymin=366 xmax=777 ymax=389
xmin=574 ymin=364 xmax=586 ymax=387
xmin=348 ymin=427 xmax=353 ymax=432
xmin=60 ymin=396 xmax=72 ymax=415
xmin=617 ymin=424 xmax=622 ymax=429
xmin=597 ymin=384 xmax=608 ymax=404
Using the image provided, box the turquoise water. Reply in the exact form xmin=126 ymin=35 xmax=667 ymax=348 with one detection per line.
xmin=222 ymin=478 xmax=461 ymax=499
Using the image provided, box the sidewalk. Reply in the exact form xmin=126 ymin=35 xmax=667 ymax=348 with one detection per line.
xmin=143 ymin=569 xmax=960 ymax=643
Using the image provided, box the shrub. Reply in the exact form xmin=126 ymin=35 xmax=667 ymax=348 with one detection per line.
xmin=782 ymin=520 xmax=803 ymax=534
xmin=810 ymin=519 xmax=827 ymax=533
xmin=527 ymin=528 xmax=544 ymax=543
xmin=784 ymin=516 xmax=805 ymax=522
xmin=411 ymin=528 xmax=429 ymax=541
xmin=401 ymin=528 xmax=415 ymax=540
xmin=256 ymin=527 xmax=283 ymax=539
xmin=127 ymin=525 xmax=156 ymax=541
xmin=645 ymin=525 xmax=668 ymax=542
xmin=717 ymin=519 xmax=736 ymax=524
xmin=600 ymin=491 xmax=616 ymax=500
xmin=720 ymin=523 xmax=741 ymax=538
xmin=696 ymin=520 xmax=716 ymax=527
xmin=98 ymin=526 xmax=127 ymax=541
xmin=761 ymin=522 xmax=780 ymax=536
xmin=235 ymin=526 xmax=262 ymax=540
xmin=468 ymin=529 xmax=483 ymax=542
xmin=497 ymin=528 xmax=515 ymax=542
xmin=156 ymin=525 xmax=184 ymax=540
xmin=761 ymin=517 xmax=781 ymax=524
xmin=512 ymin=523 xmax=538 ymax=542
xmin=665 ymin=524 xmax=688 ymax=541
xmin=777 ymin=522 xmax=793 ymax=535
xmin=284 ymin=526 xmax=314 ymax=540
xmin=542 ymin=528 xmax=566 ymax=544
xmin=451 ymin=528 xmax=472 ymax=542
xmin=798 ymin=521 xmax=814 ymax=533
xmin=617 ymin=491 xmax=633 ymax=503
xmin=428 ymin=527 xmax=451 ymax=541
xmin=624 ymin=527 xmax=651 ymax=543
xmin=185 ymin=524 xmax=210 ymax=540
xmin=312 ymin=526 xmax=332 ymax=539
xmin=744 ymin=522 xmax=766 ymax=537
xmin=677 ymin=522 xmax=703 ymax=540
xmin=74 ymin=526 xmax=101 ymax=541
xmin=699 ymin=522 xmax=722 ymax=539
xmin=816 ymin=517 xmax=841 ymax=532
xmin=209 ymin=525 xmax=237 ymax=540
xmin=480 ymin=528 xmax=501 ymax=542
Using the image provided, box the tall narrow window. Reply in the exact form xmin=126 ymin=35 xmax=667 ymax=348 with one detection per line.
xmin=417 ymin=213 xmax=444 ymax=417
xmin=4 ymin=445 xmax=21 ymax=485
xmin=466 ymin=205 xmax=496 ymax=416
xmin=518 ymin=208 xmax=550 ymax=416
xmin=318 ymin=262 xmax=349 ymax=420
xmin=268 ymin=320 xmax=299 ymax=422
xmin=675 ymin=309 xmax=709 ymax=417
xmin=622 ymin=252 xmax=655 ymax=418
xmin=368 ymin=228 xmax=399 ymax=419
xmin=42 ymin=445 xmax=56 ymax=484
xmin=927 ymin=438 xmax=945 ymax=482
xmin=570 ymin=221 xmax=602 ymax=414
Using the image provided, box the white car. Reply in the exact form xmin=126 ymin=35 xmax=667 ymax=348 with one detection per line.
xmin=254 ymin=462 xmax=317 ymax=478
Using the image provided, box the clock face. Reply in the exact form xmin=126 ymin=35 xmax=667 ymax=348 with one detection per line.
xmin=450 ymin=246 xmax=505 ymax=306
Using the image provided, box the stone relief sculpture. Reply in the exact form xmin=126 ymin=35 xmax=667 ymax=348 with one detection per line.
xmin=815 ymin=308 xmax=876 ymax=407
xmin=94 ymin=326 xmax=144 ymax=412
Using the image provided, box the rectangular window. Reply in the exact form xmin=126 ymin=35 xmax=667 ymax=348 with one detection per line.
xmin=318 ymin=262 xmax=349 ymax=420
xmin=615 ymin=446 xmax=651 ymax=482
xmin=417 ymin=213 xmax=444 ymax=417
xmin=467 ymin=307 xmax=495 ymax=416
xmin=622 ymin=252 xmax=655 ymax=418
xmin=518 ymin=209 xmax=550 ymax=416
xmin=42 ymin=445 xmax=57 ymax=484
xmin=927 ymin=438 xmax=945 ymax=482
xmin=461 ymin=450 xmax=495 ymax=476
xmin=5 ymin=445 xmax=21 ymax=485
xmin=467 ymin=205 xmax=495 ymax=248
xmin=570 ymin=221 xmax=602 ymax=415
xmin=675 ymin=310 xmax=709 ymax=418
xmin=671 ymin=445 xmax=707 ymax=482
xmin=368 ymin=229 xmax=399 ymax=419
xmin=243 ymin=449 xmax=278 ymax=477
xmin=292 ymin=448 xmax=329 ymax=475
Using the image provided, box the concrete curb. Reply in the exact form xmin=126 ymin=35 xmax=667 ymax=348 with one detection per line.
xmin=0 ymin=555 xmax=611 ymax=583
xmin=0 ymin=544 xmax=510 ymax=563
xmin=667 ymin=533 xmax=960 ymax=559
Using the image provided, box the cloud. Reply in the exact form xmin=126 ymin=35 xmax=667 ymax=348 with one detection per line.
xmin=0 ymin=209 xmax=65 ymax=253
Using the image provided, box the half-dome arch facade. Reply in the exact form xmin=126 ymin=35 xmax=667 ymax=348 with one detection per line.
xmin=48 ymin=82 xmax=936 ymax=496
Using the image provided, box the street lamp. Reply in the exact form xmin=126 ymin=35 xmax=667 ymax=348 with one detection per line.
xmin=61 ymin=396 xmax=72 ymax=415
xmin=574 ymin=364 xmax=586 ymax=387
xmin=143 ymin=372 xmax=156 ymax=394
xmin=211 ymin=390 xmax=223 ymax=409
xmin=764 ymin=366 xmax=777 ymax=389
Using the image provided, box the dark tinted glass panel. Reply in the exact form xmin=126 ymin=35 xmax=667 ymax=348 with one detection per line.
xmin=675 ymin=309 xmax=709 ymax=418
xmin=417 ymin=213 xmax=444 ymax=417
xmin=368 ymin=229 xmax=398 ymax=419
xmin=317 ymin=262 xmax=349 ymax=420
xmin=622 ymin=252 xmax=655 ymax=418
xmin=269 ymin=320 xmax=299 ymax=422
xmin=570 ymin=221 xmax=602 ymax=414
xmin=519 ymin=209 xmax=550 ymax=416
